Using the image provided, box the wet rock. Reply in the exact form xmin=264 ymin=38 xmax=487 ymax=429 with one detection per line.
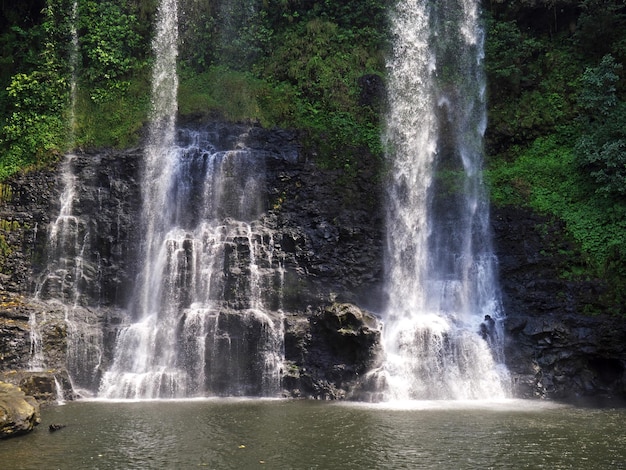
xmin=284 ymin=303 xmax=383 ymax=400
xmin=0 ymin=381 xmax=40 ymax=439
xmin=493 ymin=205 xmax=626 ymax=403
xmin=3 ymin=122 xmax=624 ymax=404
xmin=358 ymin=74 xmax=386 ymax=111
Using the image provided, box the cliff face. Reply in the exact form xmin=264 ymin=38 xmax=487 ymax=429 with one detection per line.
xmin=0 ymin=122 xmax=385 ymax=400
xmin=0 ymin=122 xmax=624 ymax=403
xmin=493 ymin=206 xmax=626 ymax=403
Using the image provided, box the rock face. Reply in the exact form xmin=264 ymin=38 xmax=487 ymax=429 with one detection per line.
xmin=0 ymin=381 xmax=40 ymax=439
xmin=493 ymin=206 xmax=626 ymax=404
xmin=284 ymin=303 xmax=382 ymax=400
xmin=0 ymin=122 xmax=385 ymax=400
xmin=1 ymin=122 xmax=624 ymax=404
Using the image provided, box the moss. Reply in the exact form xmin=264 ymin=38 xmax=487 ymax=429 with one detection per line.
xmin=0 ymin=184 xmax=12 ymax=204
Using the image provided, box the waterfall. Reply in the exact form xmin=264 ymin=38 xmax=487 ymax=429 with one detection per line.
xmin=381 ymin=0 xmax=509 ymax=400
xmin=68 ymin=0 xmax=79 ymax=141
xmin=98 ymin=0 xmax=283 ymax=399
xmin=99 ymin=128 xmax=285 ymax=399
xmin=30 ymin=2 xmax=105 ymax=395
xmin=34 ymin=152 xmax=105 ymax=394
xmin=27 ymin=311 xmax=45 ymax=371
xmin=54 ymin=375 xmax=66 ymax=405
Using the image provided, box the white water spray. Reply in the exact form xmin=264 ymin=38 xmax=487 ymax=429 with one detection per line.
xmin=68 ymin=0 xmax=79 ymax=140
xmin=99 ymin=130 xmax=285 ymax=399
xmin=381 ymin=0 xmax=509 ymax=400
xmin=98 ymin=0 xmax=283 ymax=398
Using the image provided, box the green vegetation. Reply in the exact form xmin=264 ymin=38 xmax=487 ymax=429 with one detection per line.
xmin=0 ymin=0 xmax=625 ymax=311
xmin=1 ymin=0 xmax=386 ymax=180
xmin=485 ymin=0 xmax=626 ymax=311
xmin=178 ymin=0 xmax=386 ymax=169
xmin=0 ymin=0 xmax=70 ymax=180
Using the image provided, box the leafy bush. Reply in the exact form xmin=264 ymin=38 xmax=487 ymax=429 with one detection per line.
xmin=488 ymin=133 xmax=626 ymax=280
xmin=0 ymin=1 xmax=70 ymax=180
xmin=178 ymin=66 xmax=294 ymax=125
xmin=574 ymin=54 xmax=626 ymax=196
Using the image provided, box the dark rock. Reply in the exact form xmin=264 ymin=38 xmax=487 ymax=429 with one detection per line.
xmin=49 ymin=423 xmax=66 ymax=432
xmin=493 ymin=205 xmax=626 ymax=403
xmin=283 ymin=303 xmax=383 ymax=400
xmin=358 ymin=74 xmax=386 ymax=111
xmin=0 ymin=123 xmax=385 ymax=400
xmin=2 ymin=122 xmax=625 ymax=404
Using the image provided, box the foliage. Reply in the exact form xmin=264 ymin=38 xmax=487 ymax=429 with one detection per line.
xmin=484 ymin=17 xmax=543 ymax=96
xmin=1 ymin=0 xmax=386 ymax=180
xmin=488 ymin=134 xmax=626 ymax=280
xmin=484 ymin=16 xmax=580 ymax=153
xmin=573 ymin=0 xmax=626 ymax=61
xmin=74 ymin=72 xmax=150 ymax=149
xmin=179 ymin=66 xmax=284 ymax=124
xmin=179 ymin=1 xmax=272 ymax=72
xmin=256 ymin=14 xmax=385 ymax=168
xmin=78 ymin=1 xmax=144 ymax=104
xmin=484 ymin=1 xmax=626 ymax=303
xmin=0 ymin=0 xmax=71 ymax=180
xmin=574 ymin=54 xmax=626 ymax=196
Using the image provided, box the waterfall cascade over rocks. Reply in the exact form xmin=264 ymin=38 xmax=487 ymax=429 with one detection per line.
xmin=99 ymin=129 xmax=286 ymax=399
xmin=97 ymin=0 xmax=284 ymax=399
xmin=3 ymin=0 xmax=626 ymax=407
xmin=17 ymin=0 xmax=515 ymax=402
xmin=380 ymin=0 xmax=510 ymax=400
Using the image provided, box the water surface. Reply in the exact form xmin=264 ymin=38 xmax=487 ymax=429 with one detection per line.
xmin=1 ymin=400 xmax=625 ymax=469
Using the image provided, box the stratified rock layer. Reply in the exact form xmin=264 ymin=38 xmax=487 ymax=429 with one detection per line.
xmin=493 ymin=206 xmax=626 ymax=403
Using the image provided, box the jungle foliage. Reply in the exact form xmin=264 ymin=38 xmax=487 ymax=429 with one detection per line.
xmin=1 ymin=0 xmax=387 ymax=179
xmin=485 ymin=0 xmax=626 ymax=309
xmin=0 ymin=0 xmax=625 ymax=310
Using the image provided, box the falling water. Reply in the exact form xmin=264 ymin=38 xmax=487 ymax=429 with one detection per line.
xmin=28 ymin=0 xmax=83 ymax=372
xmin=27 ymin=311 xmax=45 ymax=371
xmin=54 ymin=376 xmax=66 ymax=405
xmin=34 ymin=152 xmax=105 ymax=395
xmin=68 ymin=0 xmax=79 ymax=140
xmin=99 ymin=129 xmax=285 ymax=399
xmin=98 ymin=0 xmax=283 ymax=399
xmin=381 ymin=0 xmax=509 ymax=400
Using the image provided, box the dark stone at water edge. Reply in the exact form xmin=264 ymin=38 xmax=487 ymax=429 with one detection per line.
xmin=492 ymin=206 xmax=626 ymax=404
xmin=283 ymin=303 xmax=383 ymax=400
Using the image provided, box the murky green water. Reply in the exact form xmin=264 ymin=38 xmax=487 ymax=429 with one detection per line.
xmin=1 ymin=399 xmax=625 ymax=469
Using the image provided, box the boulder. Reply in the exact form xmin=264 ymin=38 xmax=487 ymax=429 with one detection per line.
xmin=0 ymin=381 xmax=40 ymax=439
xmin=283 ymin=303 xmax=383 ymax=399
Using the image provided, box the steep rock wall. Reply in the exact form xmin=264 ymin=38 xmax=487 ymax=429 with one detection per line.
xmin=0 ymin=122 xmax=385 ymax=400
xmin=1 ymin=122 xmax=624 ymax=403
xmin=493 ymin=206 xmax=626 ymax=404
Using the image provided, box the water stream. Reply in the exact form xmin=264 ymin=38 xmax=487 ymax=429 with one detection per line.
xmin=99 ymin=130 xmax=285 ymax=399
xmin=381 ymin=0 xmax=509 ymax=399
xmin=30 ymin=0 xmax=511 ymax=402
xmin=98 ymin=0 xmax=283 ymax=398
xmin=29 ymin=0 xmax=84 ymax=371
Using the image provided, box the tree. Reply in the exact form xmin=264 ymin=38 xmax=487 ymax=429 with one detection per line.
xmin=575 ymin=54 xmax=626 ymax=197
